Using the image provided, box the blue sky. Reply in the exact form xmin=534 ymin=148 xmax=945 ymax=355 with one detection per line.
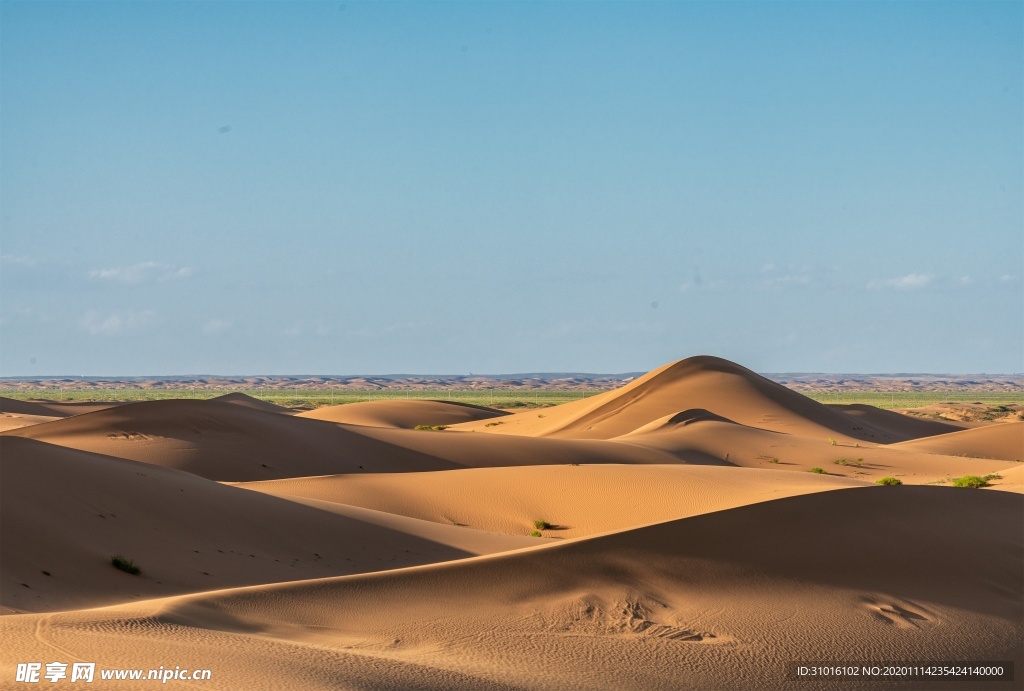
xmin=1 ymin=1 xmax=1021 ymax=376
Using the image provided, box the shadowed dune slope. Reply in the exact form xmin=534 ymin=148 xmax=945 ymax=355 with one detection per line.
xmin=827 ymin=403 xmax=966 ymax=438
xmin=298 ymin=399 xmax=508 ymax=428
xmin=453 ymin=356 xmax=929 ymax=443
xmin=0 ymin=437 xmax=533 ymax=614
xmin=1 ymin=399 xmax=681 ymax=481
xmin=210 ymin=392 xmax=296 ymax=414
xmin=4 ymin=487 xmax=1019 ymax=690
xmin=1 ymin=399 xmax=452 ymax=481
xmin=235 ymin=464 xmax=867 ymax=538
xmin=0 ymin=397 xmax=119 ymax=417
xmin=616 ymin=415 xmax=1022 ymax=484
xmin=892 ymin=421 xmax=1024 ymax=461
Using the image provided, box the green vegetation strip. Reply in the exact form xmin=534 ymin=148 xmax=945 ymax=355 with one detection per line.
xmin=1 ymin=388 xmax=1020 ymax=410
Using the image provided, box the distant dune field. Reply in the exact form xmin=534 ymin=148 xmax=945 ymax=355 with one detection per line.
xmin=2 ymin=356 xmax=1021 ymax=690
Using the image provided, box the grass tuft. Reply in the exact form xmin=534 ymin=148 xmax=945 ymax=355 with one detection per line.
xmin=951 ymin=475 xmax=989 ymax=488
xmin=529 ymin=530 xmax=543 ymax=538
xmin=533 ymin=519 xmax=551 ymax=530
xmin=809 ymin=467 xmax=826 ymax=474
xmin=111 ymin=555 xmax=140 ymax=575
xmin=875 ymin=477 xmax=902 ymax=486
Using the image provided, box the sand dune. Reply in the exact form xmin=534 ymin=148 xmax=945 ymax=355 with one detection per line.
xmin=2 ymin=355 xmax=1020 ymax=690
xmin=0 ymin=397 xmax=118 ymax=417
xmin=2 ymin=487 xmax=1019 ymax=690
xmin=210 ymin=392 xmax=297 ymax=414
xmin=298 ymin=399 xmax=507 ymax=428
xmin=616 ymin=412 xmax=1020 ymax=484
xmin=2 ymin=399 xmax=450 ymax=481
xmin=235 ymin=464 xmax=867 ymax=539
xmin=0 ymin=411 xmax=60 ymax=431
xmin=892 ymin=421 xmax=1024 ymax=461
xmin=2 ymin=398 xmax=683 ymax=481
xmin=826 ymin=402 xmax=966 ymax=438
xmin=0 ymin=436 xmax=532 ymax=614
xmin=453 ymin=356 xmax=936 ymax=443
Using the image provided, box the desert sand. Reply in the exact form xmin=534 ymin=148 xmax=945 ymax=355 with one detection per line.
xmin=1 ymin=355 xmax=1021 ymax=690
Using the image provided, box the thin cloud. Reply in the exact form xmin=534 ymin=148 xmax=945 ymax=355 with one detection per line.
xmin=88 ymin=262 xmax=196 ymax=284
xmin=0 ymin=254 xmax=37 ymax=267
xmin=79 ymin=309 xmax=156 ymax=336
xmin=203 ymin=318 xmax=233 ymax=334
xmin=866 ymin=274 xmax=933 ymax=291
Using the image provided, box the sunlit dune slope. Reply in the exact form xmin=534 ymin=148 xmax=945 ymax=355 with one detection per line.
xmin=0 ymin=437 xmax=532 ymax=614
xmin=452 ymin=356 xmax=942 ymax=443
xmin=892 ymin=421 xmax=1024 ymax=461
xmin=0 ymin=412 xmax=60 ymax=431
xmin=3 ymin=487 xmax=1019 ymax=690
xmin=297 ymin=399 xmax=507 ymax=428
xmin=235 ymin=464 xmax=867 ymax=538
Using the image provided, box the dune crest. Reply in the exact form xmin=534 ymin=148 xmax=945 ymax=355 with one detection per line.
xmin=297 ymin=398 xmax=507 ymax=428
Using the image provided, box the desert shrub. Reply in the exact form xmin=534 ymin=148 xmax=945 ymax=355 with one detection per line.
xmin=533 ymin=520 xmax=551 ymax=530
xmin=484 ymin=421 xmax=503 ymax=427
xmin=828 ymin=437 xmax=837 ymax=446
xmin=833 ymin=458 xmax=847 ymax=465
xmin=530 ymin=530 xmax=543 ymax=537
xmin=952 ymin=475 xmax=988 ymax=488
xmin=809 ymin=467 xmax=826 ymax=474
xmin=875 ymin=477 xmax=902 ymax=486
xmin=769 ymin=457 xmax=780 ymax=464
xmin=982 ymin=473 xmax=1002 ymax=481
xmin=413 ymin=425 xmax=449 ymax=431
xmin=111 ymin=555 xmax=140 ymax=575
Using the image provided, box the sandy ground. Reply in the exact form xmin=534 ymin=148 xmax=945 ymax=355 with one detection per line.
xmin=1 ymin=355 xmax=1021 ymax=690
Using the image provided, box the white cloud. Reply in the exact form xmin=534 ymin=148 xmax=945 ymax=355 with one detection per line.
xmin=765 ymin=274 xmax=812 ymax=288
xmin=202 ymin=318 xmax=233 ymax=334
xmin=79 ymin=309 xmax=156 ymax=336
xmin=0 ymin=254 xmax=36 ymax=267
xmin=957 ymin=275 xmax=973 ymax=286
xmin=866 ymin=274 xmax=933 ymax=290
xmin=999 ymin=274 xmax=1016 ymax=283
xmin=89 ymin=262 xmax=196 ymax=284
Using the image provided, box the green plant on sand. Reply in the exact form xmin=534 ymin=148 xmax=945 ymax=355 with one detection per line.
xmin=111 ymin=555 xmax=141 ymax=575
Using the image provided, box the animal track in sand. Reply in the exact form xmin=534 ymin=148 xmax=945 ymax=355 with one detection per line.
xmin=860 ymin=597 xmax=933 ymax=630
xmin=548 ymin=597 xmax=719 ymax=642
xmin=107 ymin=432 xmax=152 ymax=441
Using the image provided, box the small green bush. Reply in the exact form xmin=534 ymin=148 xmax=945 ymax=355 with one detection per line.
xmin=809 ymin=467 xmax=826 ymax=474
xmin=876 ymin=477 xmax=902 ymax=486
xmin=828 ymin=437 xmax=837 ymax=446
xmin=529 ymin=530 xmax=543 ymax=537
xmin=769 ymin=457 xmax=780 ymax=464
xmin=983 ymin=473 xmax=1002 ymax=481
xmin=952 ymin=475 xmax=989 ymax=488
xmin=533 ymin=520 xmax=551 ymax=530
xmin=833 ymin=458 xmax=847 ymax=465
xmin=111 ymin=555 xmax=140 ymax=575
xmin=413 ymin=425 xmax=449 ymax=431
